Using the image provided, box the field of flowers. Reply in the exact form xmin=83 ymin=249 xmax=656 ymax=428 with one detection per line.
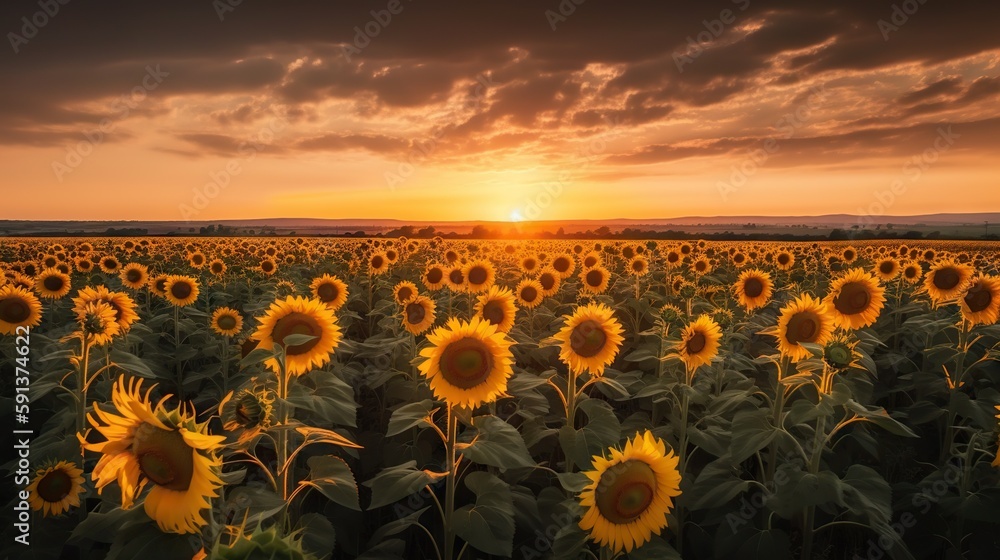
xmin=2 ymin=237 xmax=999 ymax=560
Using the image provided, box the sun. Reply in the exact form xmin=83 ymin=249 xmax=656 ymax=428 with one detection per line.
xmin=509 ymin=210 xmax=524 ymax=222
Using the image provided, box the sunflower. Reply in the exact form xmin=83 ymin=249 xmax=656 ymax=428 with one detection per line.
xmin=417 ymin=315 xmax=514 ymax=409
xmin=368 ymin=252 xmax=390 ymax=275
xmin=401 ymin=295 xmax=436 ymax=335
xmin=874 ymin=259 xmax=899 ymax=282
xmin=188 ymin=252 xmax=206 ymax=269
xmin=579 ymin=266 xmax=611 ymax=295
xmin=393 ymin=281 xmax=419 ymax=305
xmin=164 ymin=275 xmax=200 ymax=307
xmin=537 ymin=267 xmax=562 ymax=297
xmin=924 ymin=259 xmax=974 ymax=304
xmin=824 ymin=268 xmax=886 ymax=330
xmin=463 ymin=260 xmax=495 ymax=293
xmin=474 ymin=285 xmax=518 ymax=333
xmin=0 ymin=284 xmax=43 ymax=335
xmin=259 ymin=259 xmax=278 ymax=277
xmin=692 ymin=257 xmax=712 ymax=275
xmin=551 ymin=253 xmax=576 ymax=279
xmin=520 ymin=256 xmax=540 ymax=275
xmin=77 ymin=301 xmax=122 ymax=346
xmin=446 ymin=266 xmax=467 ymax=293
xmin=35 ymin=267 xmax=71 ymax=299
xmin=627 ymin=256 xmax=649 ymax=277
xmin=75 ymin=257 xmax=95 ymax=273
xmin=120 ymin=263 xmax=149 ymax=290
xmin=150 ymin=274 xmax=170 ymax=297
xmin=98 ymin=255 xmax=121 ymax=274
xmin=81 ymin=377 xmax=225 ymax=534
xmin=253 ymin=296 xmax=341 ymax=376
xmin=677 ymin=315 xmax=723 ymax=373
xmin=554 ymin=303 xmax=625 ymax=377
xmin=310 ymin=274 xmax=349 ymax=311
xmin=733 ymin=268 xmax=773 ymax=311
xmin=579 ymin=431 xmax=682 ymax=554
xmin=27 ymin=460 xmax=85 ymax=517
xmin=515 ymin=279 xmax=544 ymax=309
xmin=582 ymin=252 xmax=602 ymax=269
xmin=218 ymin=383 xmax=273 ymax=444
xmin=71 ymin=286 xmax=139 ymax=333
xmin=208 ymin=259 xmax=227 ymax=276
xmin=775 ymin=251 xmax=795 ymax=271
xmin=901 ymin=261 xmax=923 ymax=284
xmin=959 ymin=276 xmax=1000 ymax=326
xmin=422 ymin=264 xmax=447 ymax=291
xmin=211 ymin=307 xmax=244 ymax=337
xmin=772 ymin=294 xmax=835 ymax=362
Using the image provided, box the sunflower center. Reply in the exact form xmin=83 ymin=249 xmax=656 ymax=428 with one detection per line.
xmin=743 ymin=278 xmax=764 ymax=298
xmin=686 ymin=332 xmax=707 ymax=355
xmin=217 ymin=315 xmax=238 ymax=331
xmin=43 ymin=275 xmax=64 ymax=292
xmin=426 ymin=268 xmax=443 ymax=284
xmin=554 ymin=258 xmax=571 ymax=272
xmin=317 ymin=282 xmax=338 ymax=302
xmin=449 ymin=270 xmax=464 ymax=284
xmin=825 ymin=343 xmax=852 ymax=368
xmin=405 ymin=302 xmax=426 ymax=324
xmin=211 ymin=263 xmax=223 ymax=273
xmin=126 ymin=269 xmax=143 ymax=283
xmin=132 ymin=423 xmax=193 ymax=491
xmin=170 ymin=281 xmax=192 ymax=300
xmin=371 ymin=256 xmax=384 ymax=269
xmin=933 ymin=268 xmax=960 ymax=290
xmin=439 ymin=337 xmax=494 ymax=389
xmin=482 ymin=301 xmax=505 ymax=326
xmin=834 ymin=282 xmax=871 ymax=315
xmin=584 ymin=257 xmax=598 ymax=268
xmin=879 ymin=262 xmax=895 ymax=274
xmin=0 ymin=297 xmax=31 ymax=323
xmin=262 ymin=261 xmax=274 ymax=272
xmin=36 ymin=469 xmax=73 ymax=502
xmin=570 ymin=320 xmax=607 ymax=358
xmin=586 ymin=270 xmax=603 ymax=287
xmin=786 ymin=311 xmax=820 ymax=344
xmin=520 ymin=286 xmax=538 ymax=302
xmin=154 ymin=278 xmax=168 ymax=292
xmin=271 ymin=312 xmax=322 ymax=355
xmin=596 ymin=460 xmax=657 ymax=524
xmin=540 ymin=274 xmax=556 ymax=290
xmin=468 ymin=267 xmax=488 ymax=285
xmin=632 ymin=261 xmax=644 ymax=272
xmin=235 ymin=394 xmax=263 ymax=427
xmin=963 ymin=282 xmax=992 ymax=313
xmin=904 ymin=267 xmax=918 ymax=279
xmin=397 ymin=287 xmax=414 ymax=302
xmin=778 ymin=254 xmax=790 ymax=265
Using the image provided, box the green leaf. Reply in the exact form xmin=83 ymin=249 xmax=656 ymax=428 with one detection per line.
xmin=282 ymin=333 xmax=318 ymax=348
xmin=109 ymin=349 xmax=156 ymax=379
xmin=364 ymin=461 xmax=441 ymax=510
xmin=559 ymin=398 xmax=622 ymax=468
xmin=452 ymin=472 xmax=515 ymax=557
xmin=730 ymin=408 xmax=779 ymax=464
xmin=386 ymin=399 xmax=436 ymax=437
xmin=297 ymin=513 xmax=337 ymax=560
xmin=240 ymin=345 xmax=274 ymax=368
xmin=463 ymin=415 xmax=535 ymax=470
xmin=629 ymin=535 xmax=683 ymax=559
xmin=223 ymin=484 xmax=287 ymax=530
xmin=689 ymin=458 xmax=751 ymax=510
xmin=302 ymin=455 xmax=360 ymax=511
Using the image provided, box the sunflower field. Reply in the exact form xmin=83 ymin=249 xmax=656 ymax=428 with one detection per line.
xmin=2 ymin=237 xmax=1000 ymax=560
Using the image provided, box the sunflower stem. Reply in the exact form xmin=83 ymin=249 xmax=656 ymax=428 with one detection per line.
xmin=77 ymin=335 xmax=91 ymax=467
xmin=276 ymin=354 xmax=293 ymax=502
xmin=565 ymin=369 xmax=578 ymax=473
xmin=766 ymin=357 xmax=789 ymax=485
xmin=174 ymin=304 xmax=182 ymax=397
xmin=444 ymin=405 xmax=459 ymax=560
xmin=801 ymin=413 xmax=826 ymax=560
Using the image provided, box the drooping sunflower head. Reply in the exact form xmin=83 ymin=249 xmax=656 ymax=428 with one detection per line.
xmin=401 ymin=295 xmax=436 ymax=335
xmin=733 ymin=268 xmax=773 ymax=312
xmin=82 ymin=377 xmax=225 ymax=534
xmin=210 ymin=526 xmax=316 ymax=560
xmin=515 ymin=279 xmax=544 ymax=309
xmin=554 ymin=303 xmax=625 ymax=377
xmin=252 ymin=296 xmax=341 ymax=376
xmin=474 ymin=285 xmax=518 ymax=333
xmin=772 ymin=293 xmax=835 ymax=362
xmin=77 ymin=301 xmax=122 ymax=346
xmin=164 ymin=275 xmax=200 ymax=307
xmin=310 ymin=274 xmax=349 ymax=311
xmin=417 ymin=315 xmax=515 ymax=409
xmin=579 ymin=266 xmax=611 ymax=295
xmin=923 ymin=259 xmax=974 ymax=304
xmin=393 ymin=281 xmax=419 ymax=306
xmin=960 ymin=276 xmax=1000 ymax=326
xmin=463 ymin=260 xmax=495 ymax=293
xmin=218 ymin=382 xmax=273 ymax=443
xmin=823 ymin=332 xmax=859 ymax=371
xmin=422 ymin=264 xmax=447 ymax=291
xmin=677 ymin=315 xmax=723 ymax=374
xmin=35 ymin=268 xmax=71 ymax=299
xmin=0 ymin=284 xmax=43 ymax=335
xmin=211 ymin=307 xmax=244 ymax=337
xmin=27 ymin=460 xmax=85 ymax=517
xmin=824 ymin=268 xmax=886 ymax=330
xmin=119 ymin=263 xmax=150 ymax=290
xmin=579 ymin=431 xmax=682 ymax=554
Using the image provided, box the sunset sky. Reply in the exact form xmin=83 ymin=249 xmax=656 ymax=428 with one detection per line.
xmin=2 ymin=0 xmax=999 ymax=222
